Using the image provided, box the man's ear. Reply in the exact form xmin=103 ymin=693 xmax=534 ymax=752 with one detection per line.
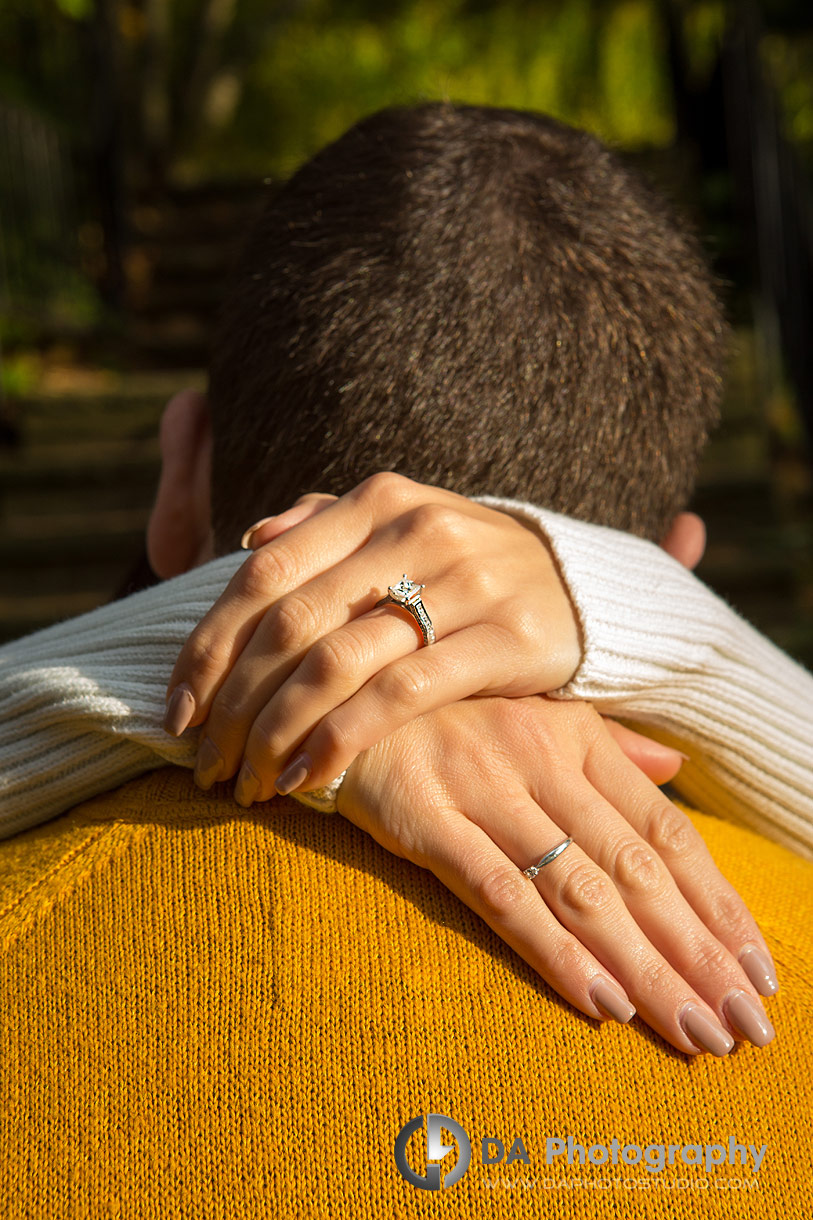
xmin=147 ymin=389 xmax=214 ymax=579
xmin=660 ymin=511 xmax=706 ymax=570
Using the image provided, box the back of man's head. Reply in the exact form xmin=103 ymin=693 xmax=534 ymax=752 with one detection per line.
xmin=208 ymin=103 xmax=725 ymax=550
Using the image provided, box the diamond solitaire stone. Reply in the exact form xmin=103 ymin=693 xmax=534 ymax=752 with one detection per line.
xmin=388 ymin=575 xmax=425 ymax=606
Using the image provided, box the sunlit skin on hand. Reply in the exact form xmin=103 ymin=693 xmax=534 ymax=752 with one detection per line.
xmin=162 ymin=473 xmax=777 ymax=1056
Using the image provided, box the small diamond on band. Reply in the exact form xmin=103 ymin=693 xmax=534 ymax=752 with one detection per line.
xmin=523 ymin=837 xmax=573 ymax=879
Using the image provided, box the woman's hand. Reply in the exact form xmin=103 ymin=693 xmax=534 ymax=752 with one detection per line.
xmin=165 ymin=472 xmax=582 ymax=799
xmin=338 ymin=696 xmax=777 ymax=1057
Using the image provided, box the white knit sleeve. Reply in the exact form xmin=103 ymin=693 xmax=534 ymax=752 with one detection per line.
xmin=476 ymin=496 xmax=813 ymax=859
xmin=0 ymin=555 xmax=247 ymax=838
xmin=3 ymin=506 xmax=812 ymax=855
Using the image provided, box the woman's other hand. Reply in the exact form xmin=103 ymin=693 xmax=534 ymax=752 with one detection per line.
xmin=338 ymin=696 xmax=777 ymax=1057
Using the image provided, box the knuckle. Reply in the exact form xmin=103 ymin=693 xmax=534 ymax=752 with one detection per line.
xmin=522 ymin=712 xmax=561 ymax=756
xmin=376 ymin=664 xmax=431 ymax=712
xmin=709 ymin=885 xmax=750 ymax=934
xmin=507 ymin=700 xmax=563 ymax=759
xmin=689 ymin=938 xmax=734 ymax=980
xmin=489 ymin=696 xmax=528 ymax=735
xmin=456 ymin=556 xmax=501 ymax=601
xmin=612 ymin=839 xmax=668 ymax=898
xmin=268 ymin=596 xmax=317 ymax=655
xmin=185 ymin=633 xmax=230 ymax=681
xmin=547 ymin=936 xmax=590 ymax=983
xmin=408 ymin=502 xmax=468 ymax=545
xmin=509 ymin=606 xmax=544 ymax=649
xmin=317 ymin=715 xmax=353 ymax=763
xmin=356 ymin=470 xmax=414 ymax=511
xmin=635 ymin=957 xmax=674 ymax=999
xmin=475 ymin=864 xmax=531 ymax=920
xmin=307 ymin=633 xmax=362 ymax=684
xmin=557 ymin=863 xmax=614 ymax=917
xmin=239 ymin=547 xmax=294 ymax=599
xmin=488 ymin=694 xmax=537 ymax=733
xmin=647 ymin=803 xmax=695 ymax=858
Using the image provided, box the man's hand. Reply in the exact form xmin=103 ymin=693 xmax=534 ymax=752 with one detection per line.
xmin=338 ymin=696 xmax=777 ymax=1057
xmin=164 ymin=473 xmax=581 ymax=798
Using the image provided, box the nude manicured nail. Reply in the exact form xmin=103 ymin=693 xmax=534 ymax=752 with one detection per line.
xmin=163 ymin=684 xmax=196 ymax=736
xmin=240 ymin=517 xmax=275 ymax=549
xmin=739 ymin=945 xmax=779 ymax=997
xmin=194 ymin=738 xmax=224 ymax=790
xmin=235 ymin=761 xmax=260 ymax=808
xmin=590 ymin=979 xmax=636 ymax=1024
xmin=679 ymin=1003 xmax=734 ymax=1057
xmin=275 ymin=752 xmax=312 ymax=796
xmin=724 ymin=990 xmax=775 ymax=1048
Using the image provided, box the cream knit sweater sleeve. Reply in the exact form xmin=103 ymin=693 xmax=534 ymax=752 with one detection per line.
xmin=480 ymin=499 xmax=813 ymax=859
xmin=2 ymin=502 xmax=811 ymax=853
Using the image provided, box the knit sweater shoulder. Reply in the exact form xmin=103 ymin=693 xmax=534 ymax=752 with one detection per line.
xmin=2 ymin=499 xmax=812 ymax=855
xmin=2 ymin=768 xmax=811 ymax=1216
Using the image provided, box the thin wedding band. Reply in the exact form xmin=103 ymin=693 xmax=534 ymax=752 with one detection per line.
xmin=523 ymin=837 xmax=573 ymax=880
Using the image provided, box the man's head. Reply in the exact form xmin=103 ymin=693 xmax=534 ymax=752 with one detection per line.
xmin=148 ymin=103 xmax=725 ymax=575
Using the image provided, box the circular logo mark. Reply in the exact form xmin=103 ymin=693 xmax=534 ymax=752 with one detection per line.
xmin=394 ymin=1113 xmax=472 ymax=1191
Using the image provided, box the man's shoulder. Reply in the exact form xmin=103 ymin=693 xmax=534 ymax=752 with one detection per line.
xmin=0 ymin=768 xmax=249 ymax=950
xmin=4 ymin=771 xmax=812 ymax=974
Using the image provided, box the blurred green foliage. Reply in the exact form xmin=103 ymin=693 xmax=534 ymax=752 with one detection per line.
xmin=0 ymin=0 xmax=810 ymax=182
xmin=199 ymin=0 xmax=676 ymax=180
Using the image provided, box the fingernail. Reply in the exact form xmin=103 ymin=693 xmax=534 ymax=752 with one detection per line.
xmin=240 ymin=517 xmax=275 ymax=549
xmin=194 ymin=738 xmax=224 ymax=790
xmin=679 ymin=1003 xmax=734 ymax=1056
xmin=590 ymin=979 xmax=636 ymax=1024
xmin=275 ymin=752 xmax=312 ymax=796
xmin=724 ymin=989 xmax=775 ymax=1048
xmin=739 ymin=945 xmax=779 ymax=997
xmin=235 ymin=761 xmax=261 ymax=808
xmin=678 ymin=751 xmax=691 ymax=763
xmin=163 ymin=684 xmax=196 ymax=736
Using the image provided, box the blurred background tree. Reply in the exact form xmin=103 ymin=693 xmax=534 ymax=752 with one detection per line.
xmin=0 ymin=0 xmax=811 ymax=659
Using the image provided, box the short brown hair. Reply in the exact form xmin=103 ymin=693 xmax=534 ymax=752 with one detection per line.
xmin=208 ymin=103 xmax=725 ymax=548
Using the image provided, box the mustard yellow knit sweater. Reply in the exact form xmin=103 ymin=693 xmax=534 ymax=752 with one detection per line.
xmin=2 ymin=768 xmax=811 ymax=1219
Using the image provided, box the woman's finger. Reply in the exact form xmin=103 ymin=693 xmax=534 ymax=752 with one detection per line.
xmin=583 ymin=741 xmax=779 ymax=1002
xmin=245 ymin=624 xmax=509 ymax=798
xmin=540 ymin=774 xmax=771 ymax=1046
xmin=193 ymin=505 xmax=556 ymax=791
xmin=191 ymin=521 xmax=477 ymax=784
xmin=342 ymin=786 xmax=637 ymax=1027
xmin=520 ymin=831 xmax=738 ymax=1055
xmin=436 ymin=772 xmax=740 ymax=1054
xmin=240 ymin=493 xmax=338 ymax=549
xmin=196 ymin=607 xmax=423 ymax=789
xmin=346 ymin=774 xmax=734 ymax=1056
xmin=165 ymin=476 xmax=420 ymax=725
xmin=601 ymin=719 xmax=684 ymax=787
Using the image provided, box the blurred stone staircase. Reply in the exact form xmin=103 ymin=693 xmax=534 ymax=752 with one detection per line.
xmin=0 ymin=373 xmax=177 ymax=641
xmin=0 ymin=181 xmax=267 ymax=640
xmin=123 ymin=181 xmax=267 ymax=368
